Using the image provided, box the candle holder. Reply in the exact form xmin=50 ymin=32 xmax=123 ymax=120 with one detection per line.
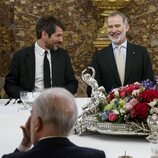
xmin=91 ymin=0 xmax=145 ymax=50
xmin=118 ymin=151 xmax=133 ymax=158
xmin=118 ymin=156 xmax=133 ymax=158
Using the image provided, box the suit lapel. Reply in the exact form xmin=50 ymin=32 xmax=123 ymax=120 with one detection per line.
xmin=26 ymin=45 xmax=35 ymax=89
xmin=50 ymin=49 xmax=58 ymax=87
xmin=124 ymin=42 xmax=135 ymax=84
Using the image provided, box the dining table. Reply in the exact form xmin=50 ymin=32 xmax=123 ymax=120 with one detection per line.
xmin=0 ymin=98 xmax=151 ymax=158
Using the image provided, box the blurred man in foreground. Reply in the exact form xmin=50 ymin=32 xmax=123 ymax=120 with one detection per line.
xmin=2 ymin=88 xmax=105 ymax=158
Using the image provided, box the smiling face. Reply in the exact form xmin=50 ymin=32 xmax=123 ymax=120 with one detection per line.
xmin=44 ymin=25 xmax=64 ymax=50
xmin=107 ymin=15 xmax=129 ymax=45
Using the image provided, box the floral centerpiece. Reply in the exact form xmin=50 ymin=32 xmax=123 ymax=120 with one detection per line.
xmin=98 ymin=80 xmax=158 ymax=125
xmin=74 ymin=67 xmax=158 ymax=136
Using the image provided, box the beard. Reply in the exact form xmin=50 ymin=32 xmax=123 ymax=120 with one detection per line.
xmin=45 ymin=41 xmax=62 ymax=50
xmin=108 ymin=30 xmax=126 ymax=45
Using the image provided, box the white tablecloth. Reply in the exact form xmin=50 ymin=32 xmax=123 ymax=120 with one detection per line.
xmin=0 ymin=98 xmax=151 ymax=158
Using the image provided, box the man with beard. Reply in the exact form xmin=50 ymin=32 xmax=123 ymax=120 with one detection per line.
xmin=87 ymin=11 xmax=154 ymax=97
xmin=4 ymin=15 xmax=78 ymax=98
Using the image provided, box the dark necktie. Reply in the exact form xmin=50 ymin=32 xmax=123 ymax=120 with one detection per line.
xmin=44 ymin=51 xmax=51 ymax=88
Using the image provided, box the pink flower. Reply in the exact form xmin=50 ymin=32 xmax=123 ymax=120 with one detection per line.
xmin=125 ymin=103 xmax=133 ymax=111
xmin=108 ymin=113 xmax=118 ymax=122
xmin=119 ymin=89 xmax=126 ymax=97
xmin=125 ymin=98 xmax=138 ymax=111
xmin=129 ymin=98 xmax=138 ymax=105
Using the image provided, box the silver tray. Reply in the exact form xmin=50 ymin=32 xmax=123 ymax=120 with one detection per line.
xmin=74 ymin=115 xmax=150 ymax=136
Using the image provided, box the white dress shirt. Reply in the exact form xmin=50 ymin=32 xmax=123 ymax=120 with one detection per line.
xmin=34 ymin=42 xmax=52 ymax=91
xmin=112 ymin=40 xmax=127 ymax=65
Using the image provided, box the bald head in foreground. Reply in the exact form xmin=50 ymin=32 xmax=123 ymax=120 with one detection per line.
xmin=2 ymin=87 xmax=106 ymax=158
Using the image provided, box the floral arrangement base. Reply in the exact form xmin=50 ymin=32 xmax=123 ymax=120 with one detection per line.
xmin=74 ymin=115 xmax=150 ymax=136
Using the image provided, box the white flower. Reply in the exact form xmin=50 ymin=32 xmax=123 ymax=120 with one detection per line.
xmin=113 ymin=88 xmax=119 ymax=97
xmin=112 ymin=109 xmax=119 ymax=115
xmin=120 ymin=108 xmax=126 ymax=114
xmin=149 ymin=99 xmax=158 ymax=107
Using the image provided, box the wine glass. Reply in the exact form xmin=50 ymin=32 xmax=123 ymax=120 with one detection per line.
xmin=32 ymin=91 xmax=41 ymax=101
xmin=19 ymin=91 xmax=30 ymax=110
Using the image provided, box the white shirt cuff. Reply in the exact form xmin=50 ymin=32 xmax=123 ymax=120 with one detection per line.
xmin=17 ymin=144 xmax=31 ymax=152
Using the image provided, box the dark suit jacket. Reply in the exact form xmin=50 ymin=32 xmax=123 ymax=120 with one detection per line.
xmin=4 ymin=44 xmax=78 ymax=98
xmin=2 ymin=137 xmax=106 ymax=158
xmin=87 ymin=42 xmax=154 ymax=96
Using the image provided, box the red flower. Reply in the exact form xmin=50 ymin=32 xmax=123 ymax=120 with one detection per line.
xmin=107 ymin=91 xmax=115 ymax=102
xmin=124 ymin=83 xmax=140 ymax=95
xmin=130 ymin=102 xmax=150 ymax=120
xmin=138 ymin=89 xmax=158 ymax=102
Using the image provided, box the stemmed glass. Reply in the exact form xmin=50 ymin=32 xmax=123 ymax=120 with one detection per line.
xmin=19 ymin=91 xmax=31 ymax=110
xmin=18 ymin=90 xmax=42 ymax=112
xmin=32 ymin=91 xmax=41 ymax=101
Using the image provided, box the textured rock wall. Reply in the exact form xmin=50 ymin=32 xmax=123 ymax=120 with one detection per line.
xmin=0 ymin=0 xmax=14 ymax=76
xmin=122 ymin=0 xmax=158 ymax=74
xmin=1 ymin=0 xmax=158 ymax=96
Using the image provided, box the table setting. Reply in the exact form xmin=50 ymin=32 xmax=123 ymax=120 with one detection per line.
xmin=0 ymin=67 xmax=158 ymax=157
xmin=0 ymin=97 xmax=152 ymax=158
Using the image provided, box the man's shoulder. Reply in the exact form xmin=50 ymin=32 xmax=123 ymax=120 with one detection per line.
xmin=2 ymin=151 xmax=31 ymax=158
xmin=76 ymin=146 xmax=105 ymax=158
xmin=2 ymin=143 xmax=105 ymax=158
xmin=13 ymin=44 xmax=34 ymax=57
xmin=52 ymin=48 xmax=70 ymax=57
xmin=128 ymin=42 xmax=146 ymax=50
xmin=93 ymin=45 xmax=112 ymax=58
xmin=53 ymin=47 xmax=67 ymax=54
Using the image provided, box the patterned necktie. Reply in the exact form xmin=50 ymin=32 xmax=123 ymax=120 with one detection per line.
xmin=116 ymin=46 xmax=125 ymax=86
xmin=43 ymin=51 xmax=51 ymax=88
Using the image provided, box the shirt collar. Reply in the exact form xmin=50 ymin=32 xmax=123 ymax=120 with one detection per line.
xmin=112 ymin=40 xmax=127 ymax=50
xmin=35 ymin=41 xmax=50 ymax=55
xmin=39 ymin=136 xmax=66 ymax=141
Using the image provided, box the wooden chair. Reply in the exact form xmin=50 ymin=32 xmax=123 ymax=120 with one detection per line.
xmin=0 ymin=77 xmax=8 ymax=98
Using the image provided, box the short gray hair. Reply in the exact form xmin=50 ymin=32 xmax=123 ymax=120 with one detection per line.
xmin=33 ymin=87 xmax=78 ymax=136
xmin=108 ymin=11 xmax=129 ymax=26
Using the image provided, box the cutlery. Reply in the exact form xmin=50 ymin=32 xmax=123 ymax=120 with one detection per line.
xmin=13 ymin=99 xmax=18 ymax=104
xmin=4 ymin=98 xmax=12 ymax=106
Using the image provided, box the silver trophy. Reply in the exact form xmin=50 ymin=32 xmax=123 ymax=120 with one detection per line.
xmin=74 ymin=67 xmax=107 ymax=135
xmin=81 ymin=67 xmax=106 ymax=115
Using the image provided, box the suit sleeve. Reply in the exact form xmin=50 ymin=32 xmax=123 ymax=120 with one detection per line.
xmin=64 ymin=53 xmax=78 ymax=95
xmin=143 ymin=47 xmax=155 ymax=81
xmin=4 ymin=53 xmax=25 ymax=98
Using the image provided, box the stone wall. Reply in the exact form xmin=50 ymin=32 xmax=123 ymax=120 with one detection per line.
xmin=1 ymin=0 xmax=158 ymax=96
xmin=123 ymin=0 xmax=158 ymax=73
xmin=0 ymin=0 xmax=14 ymax=76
